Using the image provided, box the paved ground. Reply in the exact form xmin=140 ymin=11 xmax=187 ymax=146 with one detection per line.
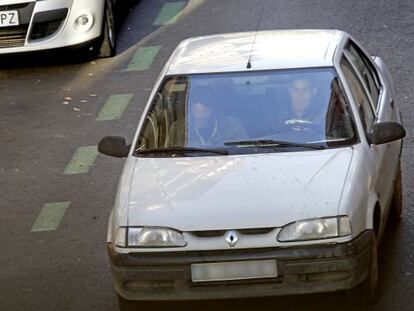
xmin=0 ymin=0 xmax=413 ymax=310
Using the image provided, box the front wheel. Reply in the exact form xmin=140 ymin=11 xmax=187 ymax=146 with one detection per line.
xmin=390 ymin=163 xmax=403 ymax=221
xmin=98 ymin=0 xmax=116 ymax=58
xmin=347 ymin=235 xmax=379 ymax=305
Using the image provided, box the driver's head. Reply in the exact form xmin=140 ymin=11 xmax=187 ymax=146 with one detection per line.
xmin=191 ymin=101 xmax=213 ymax=128
xmin=288 ymin=78 xmax=317 ymax=116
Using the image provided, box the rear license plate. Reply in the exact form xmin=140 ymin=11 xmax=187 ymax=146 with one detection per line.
xmin=0 ymin=11 xmax=19 ymax=27
xmin=191 ymin=259 xmax=278 ymax=283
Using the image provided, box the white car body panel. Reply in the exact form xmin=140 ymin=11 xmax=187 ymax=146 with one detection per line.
xmin=0 ymin=0 xmax=27 ymax=4
xmin=110 ymin=149 xmax=357 ymax=254
xmin=333 ymin=33 xmax=402 ymax=241
xmin=0 ymin=0 xmax=106 ymax=54
xmin=126 ymin=149 xmax=353 ymax=232
xmin=166 ymin=30 xmax=341 ymax=75
xmin=108 ymin=147 xmax=358 ymax=253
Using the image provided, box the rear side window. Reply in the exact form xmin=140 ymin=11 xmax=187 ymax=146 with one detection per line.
xmin=345 ymin=41 xmax=381 ymax=109
xmin=340 ymin=57 xmax=375 ymax=131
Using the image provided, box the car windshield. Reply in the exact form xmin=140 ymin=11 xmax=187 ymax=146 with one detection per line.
xmin=134 ymin=68 xmax=358 ymax=157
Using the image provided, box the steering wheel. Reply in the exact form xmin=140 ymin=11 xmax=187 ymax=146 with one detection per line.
xmin=282 ymin=121 xmax=323 ymax=133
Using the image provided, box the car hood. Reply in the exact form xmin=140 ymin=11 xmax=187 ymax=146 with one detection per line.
xmin=127 ymin=148 xmax=354 ymax=231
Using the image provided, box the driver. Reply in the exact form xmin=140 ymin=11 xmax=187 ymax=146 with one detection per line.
xmin=283 ymin=78 xmax=320 ymax=130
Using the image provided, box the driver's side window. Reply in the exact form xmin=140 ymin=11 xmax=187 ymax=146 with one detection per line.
xmin=340 ymin=57 xmax=375 ymax=132
xmin=345 ymin=41 xmax=381 ymax=109
xmin=325 ymin=79 xmax=356 ymax=140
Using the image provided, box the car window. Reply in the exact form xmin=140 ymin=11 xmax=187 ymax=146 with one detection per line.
xmin=138 ymin=76 xmax=188 ymax=150
xmin=345 ymin=41 xmax=381 ymax=109
xmin=340 ymin=57 xmax=375 ymax=132
xmin=325 ymin=78 xmax=358 ymax=142
xmin=134 ymin=68 xmax=358 ymax=157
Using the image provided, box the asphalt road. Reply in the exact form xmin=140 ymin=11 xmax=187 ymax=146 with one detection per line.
xmin=1 ymin=0 xmax=413 ymax=310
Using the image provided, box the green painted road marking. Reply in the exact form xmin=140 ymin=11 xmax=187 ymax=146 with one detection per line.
xmin=63 ymin=146 xmax=98 ymax=175
xmin=154 ymin=1 xmax=185 ymax=26
xmin=96 ymin=94 xmax=133 ymax=121
xmin=125 ymin=46 xmax=161 ymax=72
xmin=153 ymin=2 xmax=186 ymax=25
xmin=31 ymin=202 xmax=71 ymax=232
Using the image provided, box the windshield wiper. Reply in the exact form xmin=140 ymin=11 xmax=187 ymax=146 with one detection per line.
xmin=135 ymin=146 xmax=229 ymax=156
xmin=224 ymin=139 xmax=326 ymax=150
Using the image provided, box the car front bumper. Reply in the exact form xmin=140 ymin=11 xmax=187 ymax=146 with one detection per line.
xmin=108 ymin=230 xmax=374 ymax=301
xmin=0 ymin=0 xmax=104 ymax=55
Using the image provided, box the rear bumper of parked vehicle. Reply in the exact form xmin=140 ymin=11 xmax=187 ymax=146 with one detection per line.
xmin=0 ymin=0 xmax=104 ymax=55
xmin=108 ymin=230 xmax=374 ymax=301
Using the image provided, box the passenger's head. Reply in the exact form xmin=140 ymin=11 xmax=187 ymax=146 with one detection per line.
xmin=191 ymin=101 xmax=214 ymax=128
xmin=288 ymin=78 xmax=317 ymax=116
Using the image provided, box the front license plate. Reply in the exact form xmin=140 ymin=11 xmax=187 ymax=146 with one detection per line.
xmin=0 ymin=11 xmax=19 ymax=27
xmin=191 ymin=259 xmax=278 ymax=283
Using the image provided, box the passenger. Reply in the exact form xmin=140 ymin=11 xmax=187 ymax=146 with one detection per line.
xmin=171 ymin=100 xmax=247 ymax=147
xmin=189 ymin=101 xmax=247 ymax=146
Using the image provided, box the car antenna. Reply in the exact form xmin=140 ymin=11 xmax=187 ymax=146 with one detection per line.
xmin=247 ymin=7 xmax=264 ymax=69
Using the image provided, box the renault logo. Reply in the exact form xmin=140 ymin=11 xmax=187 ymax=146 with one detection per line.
xmin=225 ymin=231 xmax=239 ymax=247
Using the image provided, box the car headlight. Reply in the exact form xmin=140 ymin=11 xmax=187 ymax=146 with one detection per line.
xmin=115 ymin=227 xmax=187 ymax=248
xmin=277 ymin=216 xmax=351 ymax=242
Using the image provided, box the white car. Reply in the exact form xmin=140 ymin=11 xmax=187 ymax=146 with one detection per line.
xmin=0 ymin=0 xmax=117 ymax=57
xmin=99 ymin=30 xmax=405 ymax=309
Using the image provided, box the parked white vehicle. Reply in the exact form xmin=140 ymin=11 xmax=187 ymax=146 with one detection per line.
xmin=0 ymin=0 xmax=117 ymax=57
xmin=99 ymin=30 xmax=405 ymax=309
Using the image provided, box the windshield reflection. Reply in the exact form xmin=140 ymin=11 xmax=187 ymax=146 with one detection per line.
xmin=135 ymin=68 xmax=357 ymax=157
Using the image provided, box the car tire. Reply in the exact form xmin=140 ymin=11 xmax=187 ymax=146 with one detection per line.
xmin=98 ymin=0 xmax=116 ymax=58
xmin=347 ymin=234 xmax=379 ymax=305
xmin=390 ymin=163 xmax=403 ymax=221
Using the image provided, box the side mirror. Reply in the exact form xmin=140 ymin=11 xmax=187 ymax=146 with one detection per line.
xmin=367 ymin=122 xmax=406 ymax=145
xmin=98 ymin=136 xmax=130 ymax=158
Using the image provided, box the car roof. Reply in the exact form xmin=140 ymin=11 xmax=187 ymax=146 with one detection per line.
xmin=166 ymin=29 xmax=345 ymax=75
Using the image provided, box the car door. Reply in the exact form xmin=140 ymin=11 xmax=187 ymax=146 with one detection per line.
xmin=342 ymin=40 xmax=400 ymax=227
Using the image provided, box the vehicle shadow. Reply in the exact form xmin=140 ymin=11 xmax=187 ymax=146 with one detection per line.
xmin=134 ymin=293 xmax=366 ymax=311
xmin=114 ymin=0 xmax=193 ymax=55
xmin=0 ymin=48 xmax=97 ymax=69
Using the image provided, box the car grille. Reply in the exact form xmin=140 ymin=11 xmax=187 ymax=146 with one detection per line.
xmin=0 ymin=2 xmax=34 ymax=49
xmin=0 ymin=25 xmax=28 ymax=48
xmin=191 ymin=227 xmax=275 ymax=237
